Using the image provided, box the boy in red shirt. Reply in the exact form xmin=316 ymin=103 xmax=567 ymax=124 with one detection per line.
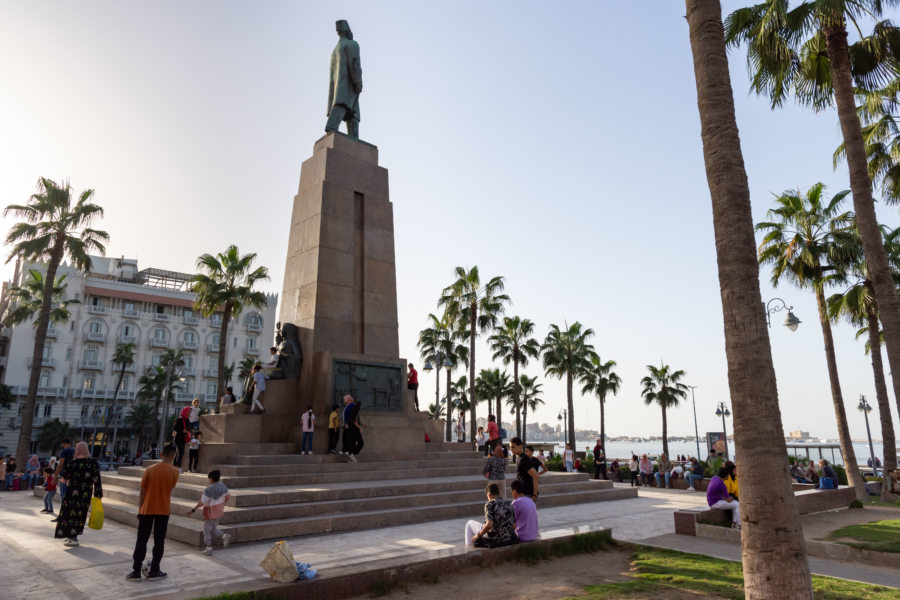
xmin=41 ymin=467 xmax=57 ymax=514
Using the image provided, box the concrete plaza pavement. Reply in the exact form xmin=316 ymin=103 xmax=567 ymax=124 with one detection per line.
xmin=0 ymin=482 xmax=705 ymax=600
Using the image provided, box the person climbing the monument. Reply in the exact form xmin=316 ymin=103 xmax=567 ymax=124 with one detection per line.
xmin=407 ymin=363 xmax=419 ymax=411
xmin=325 ymin=19 xmax=363 ymax=139
xmin=250 ymin=364 xmax=268 ymax=414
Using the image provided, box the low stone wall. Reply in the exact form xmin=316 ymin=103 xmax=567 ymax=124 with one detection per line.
xmin=674 ymin=487 xmax=857 ymax=536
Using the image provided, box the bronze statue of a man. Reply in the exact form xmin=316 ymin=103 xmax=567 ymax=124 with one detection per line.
xmin=325 ymin=20 xmax=362 ymax=139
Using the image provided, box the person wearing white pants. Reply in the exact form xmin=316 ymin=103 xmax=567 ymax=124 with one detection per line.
xmin=706 ymin=467 xmax=740 ymax=528
xmin=251 ymin=365 xmax=268 ymax=413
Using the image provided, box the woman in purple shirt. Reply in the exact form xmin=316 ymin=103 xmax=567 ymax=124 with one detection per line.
xmin=707 ymin=467 xmax=740 ymax=529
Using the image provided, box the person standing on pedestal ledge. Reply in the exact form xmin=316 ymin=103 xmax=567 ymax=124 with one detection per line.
xmin=407 ymin=363 xmax=419 ymax=411
xmin=250 ymin=364 xmax=268 ymax=414
xmin=325 ymin=19 xmax=362 ymax=139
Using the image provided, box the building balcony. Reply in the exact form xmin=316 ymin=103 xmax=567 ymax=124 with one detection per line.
xmin=119 ymin=335 xmax=137 ymax=344
xmin=246 ymin=322 xmax=261 ymax=332
xmin=153 ymin=313 xmax=170 ymax=322
xmin=37 ymin=386 xmax=66 ymax=397
xmin=123 ymin=308 xmax=140 ymax=318
xmin=45 ymin=326 xmax=58 ymax=339
xmin=176 ymin=391 xmax=197 ymax=402
xmin=203 ymin=368 xmax=218 ymax=378
xmin=246 ymin=347 xmax=259 ymax=355
xmin=180 ymin=340 xmax=198 ymax=350
xmin=204 ymin=393 xmax=218 ymax=403
xmin=78 ymin=360 xmax=104 ymax=371
xmin=183 ymin=316 xmax=199 ymax=325
xmin=88 ymin=305 xmax=108 ymax=315
xmin=209 ymin=318 xmax=222 ymax=328
xmin=110 ymin=363 xmax=136 ymax=374
xmin=150 ymin=338 xmax=169 ymax=348
xmin=207 ymin=343 xmax=220 ymax=353
xmin=180 ymin=367 xmax=197 ymax=377
xmin=27 ymin=357 xmax=55 ymax=369
xmin=72 ymin=388 xmax=106 ymax=399
xmin=85 ymin=331 xmax=106 ymax=343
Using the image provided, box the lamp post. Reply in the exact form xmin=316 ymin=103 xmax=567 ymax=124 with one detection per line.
xmin=715 ymin=401 xmax=731 ymax=460
xmin=423 ymin=358 xmax=436 ymax=419
xmin=557 ymin=409 xmax=567 ymax=448
xmin=765 ymin=297 xmax=801 ymax=330
xmin=858 ymin=395 xmax=879 ymax=477
xmin=157 ymin=364 xmax=185 ymax=450
xmin=687 ymin=385 xmax=701 ymax=459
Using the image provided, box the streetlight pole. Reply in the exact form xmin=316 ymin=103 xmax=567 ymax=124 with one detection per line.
xmin=557 ymin=409 xmax=567 ymax=447
xmin=688 ymin=385 xmax=701 ymax=459
xmin=715 ymin=401 xmax=731 ymax=461
xmin=858 ymin=395 xmax=878 ymax=477
xmin=156 ymin=364 xmax=184 ymax=450
xmin=764 ymin=297 xmax=802 ymax=330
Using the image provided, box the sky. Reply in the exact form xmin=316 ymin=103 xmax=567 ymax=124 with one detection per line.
xmin=1 ymin=1 xmax=898 ymax=442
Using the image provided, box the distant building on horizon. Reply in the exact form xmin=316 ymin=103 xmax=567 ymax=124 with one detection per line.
xmin=789 ymin=430 xmax=811 ymax=439
xmin=0 ymin=255 xmax=277 ymax=456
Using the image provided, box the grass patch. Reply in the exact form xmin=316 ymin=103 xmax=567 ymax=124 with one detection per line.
xmin=512 ymin=530 xmax=612 ymax=565
xmin=828 ymin=519 xmax=900 ymax=553
xmin=573 ymin=545 xmax=900 ymax=599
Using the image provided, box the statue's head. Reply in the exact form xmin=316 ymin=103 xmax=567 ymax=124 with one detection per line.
xmin=336 ymin=20 xmax=353 ymax=40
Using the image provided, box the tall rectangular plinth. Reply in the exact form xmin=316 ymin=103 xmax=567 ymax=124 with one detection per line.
xmin=280 ymin=132 xmax=399 ymax=358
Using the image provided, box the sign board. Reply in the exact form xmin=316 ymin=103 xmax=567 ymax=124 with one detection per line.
xmin=332 ymin=359 xmax=403 ymax=412
xmin=706 ymin=431 xmax=727 ymax=456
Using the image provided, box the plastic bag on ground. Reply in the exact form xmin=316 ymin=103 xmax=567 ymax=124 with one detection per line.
xmin=88 ymin=497 xmax=104 ymax=530
xmin=295 ymin=562 xmax=317 ymax=580
xmin=261 ymin=541 xmax=299 ymax=582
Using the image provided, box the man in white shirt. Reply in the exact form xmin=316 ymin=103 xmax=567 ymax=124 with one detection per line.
xmin=251 ymin=365 xmax=267 ymax=414
xmin=300 ymin=406 xmax=315 ymax=454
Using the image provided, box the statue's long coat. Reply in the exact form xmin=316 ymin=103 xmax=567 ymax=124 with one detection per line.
xmin=327 ymin=37 xmax=362 ymax=121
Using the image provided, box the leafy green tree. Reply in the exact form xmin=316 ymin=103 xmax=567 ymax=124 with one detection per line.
xmin=108 ymin=342 xmax=136 ymax=458
xmin=237 ymin=356 xmax=257 ymax=403
xmin=757 ymin=183 xmax=869 ymax=500
xmin=541 ymin=322 xmax=597 ymax=449
xmin=427 ymin=402 xmax=445 ymax=421
xmin=450 ymin=375 xmax=471 ymax=418
xmin=3 ymin=177 xmax=108 ymax=466
xmin=725 ymin=0 xmax=900 ymax=475
xmin=517 ymin=374 xmax=544 ymax=447
xmin=37 ymin=418 xmax=76 ymax=454
xmin=827 ymin=223 xmax=900 ymax=478
xmin=581 ymin=356 xmax=621 ymax=453
xmin=640 ymin=363 xmax=688 ymax=457
xmin=475 ymin=368 xmax=513 ymax=427
xmin=126 ymin=402 xmax=156 ymax=453
xmin=0 ymin=384 xmax=12 ymax=410
xmin=687 ymin=2 xmax=814 ymax=595
xmin=439 ymin=266 xmax=509 ymax=441
xmin=2 ymin=270 xmax=79 ymax=327
xmin=192 ymin=245 xmax=269 ymax=401
xmin=489 ymin=316 xmax=540 ymax=443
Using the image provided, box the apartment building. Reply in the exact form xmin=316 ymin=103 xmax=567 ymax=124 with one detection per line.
xmin=0 ymin=255 xmax=277 ymax=455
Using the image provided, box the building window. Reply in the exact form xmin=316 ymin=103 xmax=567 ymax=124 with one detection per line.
xmin=82 ymin=375 xmax=95 ymax=391
xmin=121 ymin=376 xmax=131 ymax=391
xmin=247 ymin=336 xmax=257 ymax=350
xmin=208 ymin=357 xmax=217 ymax=369
xmin=42 ymin=342 xmax=52 ymax=361
xmin=62 ymin=376 xmax=68 ymax=388
xmin=34 ymin=404 xmax=40 ymax=417
xmin=92 ymin=297 xmax=101 ymax=307
xmin=84 ymin=345 xmax=98 ymax=362
xmin=156 ymin=304 xmax=165 ymax=314
xmin=183 ymin=354 xmax=194 ymax=368
xmin=248 ymin=313 xmax=260 ymax=326
xmin=70 ymin=321 xmax=75 ymax=331
xmin=43 ymin=404 xmax=52 ymax=417
xmin=206 ymin=382 xmax=216 ymax=395
xmin=211 ymin=333 xmax=220 ymax=346
xmin=233 ymin=336 xmax=237 ymax=348
xmin=124 ymin=302 xmax=134 ymax=312
xmin=184 ymin=331 xmax=195 ymax=343
xmin=152 ymin=351 xmax=163 ymax=367
xmin=89 ymin=320 xmax=102 ymax=333
xmin=39 ymin=370 xmax=50 ymax=388
xmin=65 ymin=347 xmax=72 ymax=360
xmin=184 ymin=309 xmax=193 ymax=318
xmin=122 ymin=323 xmax=135 ymax=337
xmin=154 ymin=327 xmax=167 ymax=340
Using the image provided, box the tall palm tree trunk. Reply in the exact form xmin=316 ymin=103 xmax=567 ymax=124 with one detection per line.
xmin=513 ymin=359 xmax=521 ymax=439
xmin=661 ymin=405 xmax=669 ymax=457
xmin=814 ymin=285 xmax=868 ymax=501
xmin=468 ymin=309 xmax=476 ymax=443
xmin=445 ymin=368 xmax=452 ymax=443
xmin=433 ymin=356 xmax=441 ymax=418
xmin=566 ymin=370 xmax=574 ymax=451
xmin=522 ymin=403 xmax=528 ymax=447
xmin=825 ymin=24 xmax=900 ymax=449
xmin=108 ymin=366 xmax=126 ymax=458
xmin=867 ymin=307 xmax=898 ymax=500
xmin=600 ymin=393 xmax=606 ymax=451
xmin=217 ymin=302 xmax=233 ymax=399
xmin=16 ymin=239 xmax=64 ymax=466
xmin=686 ymin=2 xmax=813 ymax=597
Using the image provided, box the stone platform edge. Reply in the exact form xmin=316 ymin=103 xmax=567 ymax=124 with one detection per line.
xmin=148 ymin=527 xmax=613 ymax=600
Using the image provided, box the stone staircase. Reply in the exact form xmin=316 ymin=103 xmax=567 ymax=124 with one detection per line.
xmin=100 ymin=445 xmax=636 ymax=547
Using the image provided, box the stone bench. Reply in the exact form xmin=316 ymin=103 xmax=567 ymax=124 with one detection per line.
xmin=674 ymin=486 xmax=856 ymax=536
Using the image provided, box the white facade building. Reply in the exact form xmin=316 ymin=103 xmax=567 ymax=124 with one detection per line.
xmin=0 ymin=256 xmax=277 ymax=455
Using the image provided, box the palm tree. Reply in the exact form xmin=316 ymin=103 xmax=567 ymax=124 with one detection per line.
xmin=126 ymin=402 xmax=156 ymax=454
xmin=489 ymin=316 xmax=541 ymax=442
xmin=541 ymin=322 xmax=597 ymax=449
xmin=237 ymin=356 xmax=257 ymax=403
xmin=756 ymin=183 xmax=869 ymax=500
xmin=518 ymin=375 xmax=544 ymax=447
xmin=827 ymin=224 xmax=900 ymax=480
xmin=418 ymin=313 xmax=448 ymax=416
xmin=37 ymin=418 xmax=77 ymax=454
xmin=2 ymin=270 xmax=79 ymax=327
xmin=3 ymin=177 xmax=108 ymax=465
xmin=581 ymin=356 xmax=621 ymax=453
xmin=427 ymin=402 xmax=445 ymax=421
xmin=108 ymin=342 xmax=136 ymax=458
xmin=475 ymin=368 xmax=513 ymax=428
xmin=640 ymin=363 xmax=688 ymax=457
xmin=449 ymin=375 xmax=470 ymax=424
xmin=192 ymin=245 xmax=269 ymax=400
xmin=725 ymin=1 xmax=900 ymax=476
xmin=439 ymin=266 xmax=509 ymax=441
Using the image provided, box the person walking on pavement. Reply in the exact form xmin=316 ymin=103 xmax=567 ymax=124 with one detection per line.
xmin=126 ymin=444 xmax=180 ymax=582
xmin=593 ymin=439 xmax=607 ymax=480
xmin=54 ymin=442 xmax=102 ymax=547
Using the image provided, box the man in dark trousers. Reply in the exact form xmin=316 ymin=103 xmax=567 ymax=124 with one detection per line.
xmin=407 ymin=363 xmax=419 ymax=411
xmin=593 ymin=439 xmax=607 ymax=480
xmin=341 ymin=394 xmax=364 ymax=462
xmin=509 ymin=437 xmax=539 ymax=504
xmin=127 ymin=444 xmax=180 ymax=581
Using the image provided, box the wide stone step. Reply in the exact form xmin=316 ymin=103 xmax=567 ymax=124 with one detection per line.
xmin=224 ymin=450 xmax=483 ymax=465
xmin=212 ymin=457 xmax=487 ymax=476
xmin=101 ymin=485 xmax=636 ymax=547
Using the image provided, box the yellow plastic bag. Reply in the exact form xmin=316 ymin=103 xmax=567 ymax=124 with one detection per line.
xmin=260 ymin=541 xmax=298 ymax=582
xmin=88 ymin=497 xmax=104 ymax=530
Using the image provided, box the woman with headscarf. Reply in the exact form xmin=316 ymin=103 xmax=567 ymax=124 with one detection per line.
xmin=25 ymin=454 xmax=41 ymax=489
xmin=172 ymin=406 xmax=192 ymax=470
xmin=54 ymin=442 xmax=102 ymax=546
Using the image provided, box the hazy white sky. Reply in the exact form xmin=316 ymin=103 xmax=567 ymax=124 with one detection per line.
xmin=1 ymin=1 xmax=898 ymax=441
